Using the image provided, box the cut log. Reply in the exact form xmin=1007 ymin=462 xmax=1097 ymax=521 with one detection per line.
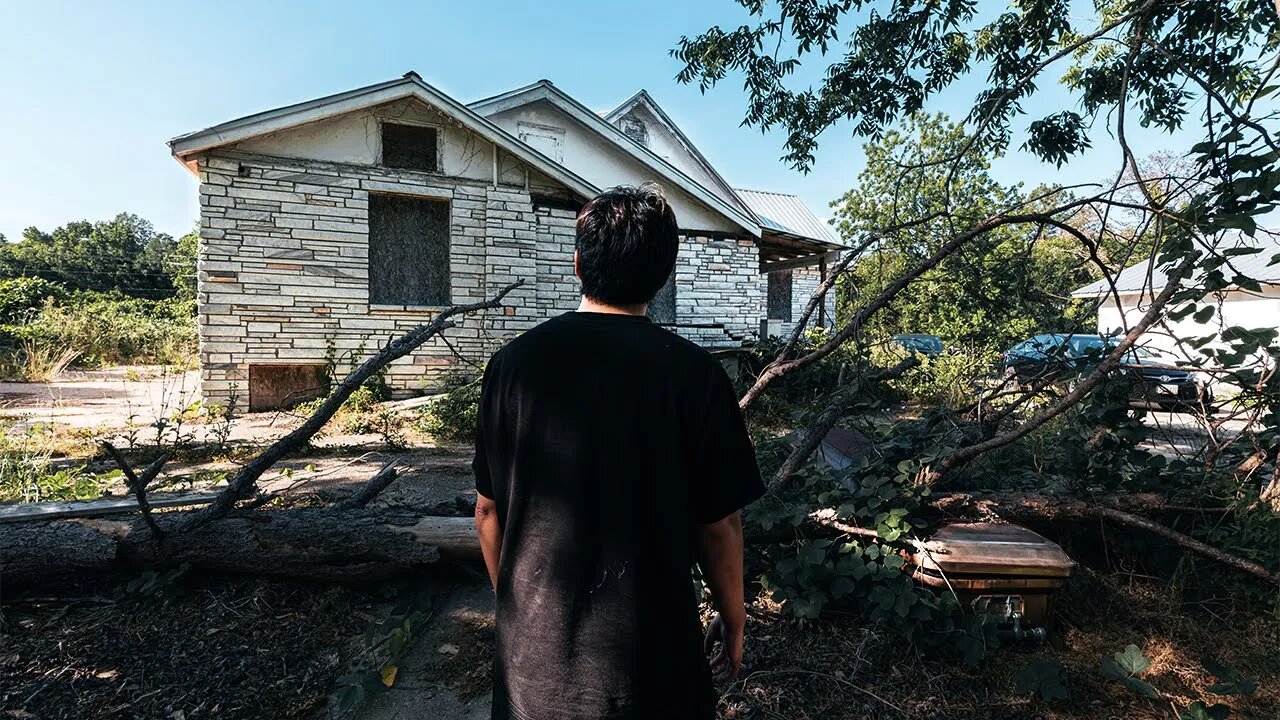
xmin=0 ymin=509 xmax=478 ymax=593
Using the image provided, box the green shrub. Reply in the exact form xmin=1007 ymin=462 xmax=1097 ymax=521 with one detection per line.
xmin=415 ymin=371 xmax=481 ymax=441
xmin=871 ymin=342 xmax=998 ymax=409
xmin=0 ymin=276 xmax=66 ymax=324
xmin=0 ymin=435 xmax=119 ymax=503
xmin=743 ymin=329 xmax=854 ymax=430
xmin=9 ymin=291 xmax=196 ymax=368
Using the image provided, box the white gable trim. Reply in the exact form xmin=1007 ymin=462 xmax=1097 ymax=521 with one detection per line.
xmin=470 ymin=82 xmax=762 ymax=238
xmin=604 ymin=90 xmax=755 ymax=218
xmin=168 ymin=74 xmax=599 ymax=200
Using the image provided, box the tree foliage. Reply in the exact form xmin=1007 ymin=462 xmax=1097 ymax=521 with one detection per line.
xmin=833 ymin=113 xmax=1094 ymax=348
xmin=0 ymin=213 xmax=191 ymax=298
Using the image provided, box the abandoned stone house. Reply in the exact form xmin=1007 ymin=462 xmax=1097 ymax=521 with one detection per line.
xmin=169 ymin=72 xmax=845 ymax=411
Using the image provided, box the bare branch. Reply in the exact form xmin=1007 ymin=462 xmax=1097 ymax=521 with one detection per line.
xmin=175 ymin=281 xmax=523 ymax=534
xmin=336 ymin=460 xmax=402 ymax=510
xmin=102 ymin=442 xmax=169 ymax=540
xmin=919 ymin=251 xmax=1200 ymax=484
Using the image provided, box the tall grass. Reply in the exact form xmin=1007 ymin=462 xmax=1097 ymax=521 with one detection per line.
xmin=0 ymin=291 xmax=196 ymax=378
xmin=13 ymin=339 xmax=80 ymax=381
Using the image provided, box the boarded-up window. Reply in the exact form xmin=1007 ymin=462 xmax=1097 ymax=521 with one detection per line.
xmin=369 ymin=194 xmax=450 ymax=305
xmin=767 ymin=270 xmax=793 ymax=322
xmin=382 ymin=123 xmax=439 ymax=172
xmin=648 ymin=270 xmax=677 ymax=324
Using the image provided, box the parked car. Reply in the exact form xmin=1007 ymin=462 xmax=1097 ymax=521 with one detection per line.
xmin=892 ymin=334 xmax=945 ymax=358
xmin=1000 ymin=333 xmax=1213 ymax=411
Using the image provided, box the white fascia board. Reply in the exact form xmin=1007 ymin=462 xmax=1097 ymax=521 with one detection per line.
xmin=169 ymin=77 xmax=599 ymax=200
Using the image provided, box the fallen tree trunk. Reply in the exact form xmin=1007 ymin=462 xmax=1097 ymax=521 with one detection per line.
xmin=0 ymin=509 xmax=478 ymax=592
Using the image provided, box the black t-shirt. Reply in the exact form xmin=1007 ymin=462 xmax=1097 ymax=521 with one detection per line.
xmin=474 ymin=311 xmax=764 ymax=720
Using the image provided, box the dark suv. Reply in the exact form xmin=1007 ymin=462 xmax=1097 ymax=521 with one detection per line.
xmin=1001 ymin=333 xmax=1213 ymax=411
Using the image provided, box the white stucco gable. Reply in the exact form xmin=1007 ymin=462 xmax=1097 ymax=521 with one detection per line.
xmin=470 ymin=82 xmax=761 ymax=237
xmin=603 ymin=90 xmax=756 ymax=220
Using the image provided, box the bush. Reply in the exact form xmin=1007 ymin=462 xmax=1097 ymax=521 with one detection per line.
xmin=872 ymin=342 xmax=999 ymax=409
xmin=6 ymin=291 xmax=196 ymax=368
xmin=415 ymin=371 xmax=481 ymax=441
xmin=0 ymin=277 xmax=66 ymax=324
xmin=743 ymin=330 xmax=853 ymax=430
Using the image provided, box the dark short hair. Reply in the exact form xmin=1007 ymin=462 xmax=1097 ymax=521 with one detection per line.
xmin=575 ymin=184 xmax=679 ymax=305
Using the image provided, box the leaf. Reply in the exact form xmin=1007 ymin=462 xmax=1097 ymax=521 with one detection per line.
xmin=1112 ymin=644 xmax=1152 ymax=676
xmin=1015 ymin=657 xmax=1070 ymax=701
xmin=1121 ymin=676 xmax=1161 ymax=699
xmin=380 ymin=665 xmax=398 ymax=687
xmin=1201 ymin=657 xmax=1258 ymax=696
xmin=830 ymin=575 xmax=856 ymax=598
xmin=437 ymin=643 xmax=460 ymax=656
xmin=1180 ymin=701 xmax=1230 ymax=720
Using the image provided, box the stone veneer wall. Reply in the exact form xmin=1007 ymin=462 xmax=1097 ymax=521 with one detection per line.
xmin=196 ymin=150 xmax=544 ymax=406
xmin=668 ymin=234 xmax=761 ymax=347
xmin=195 ymin=151 xmax=764 ymax=407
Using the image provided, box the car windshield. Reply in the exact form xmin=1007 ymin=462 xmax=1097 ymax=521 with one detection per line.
xmin=1124 ymin=345 xmax=1176 ymax=364
xmin=895 ymin=335 xmax=942 ymax=352
xmin=1066 ymin=336 xmax=1107 ymax=355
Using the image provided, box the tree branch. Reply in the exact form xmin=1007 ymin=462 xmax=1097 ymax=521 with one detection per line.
xmin=918 ymin=252 xmax=1199 ymax=485
xmin=336 ymin=460 xmax=401 ymax=510
xmin=174 ymin=281 xmax=523 ymax=534
xmin=102 ymin=442 xmax=169 ymax=540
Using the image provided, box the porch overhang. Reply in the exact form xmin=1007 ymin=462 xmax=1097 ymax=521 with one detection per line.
xmin=758 ymin=230 xmax=844 ymax=272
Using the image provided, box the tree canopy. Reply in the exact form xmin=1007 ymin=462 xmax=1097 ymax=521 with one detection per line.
xmin=833 ymin=112 xmax=1093 ymax=349
xmin=0 ymin=213 xmax=194 ymax=298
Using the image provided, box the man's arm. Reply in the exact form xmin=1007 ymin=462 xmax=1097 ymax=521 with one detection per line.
xmin=474 ymin=493 xmax=502 ymax=590
xmin=695 ymin=511 xmax=747 ymax=683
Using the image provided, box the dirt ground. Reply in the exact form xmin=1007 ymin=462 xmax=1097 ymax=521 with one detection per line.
xmin=2 ymin=369 xmax=1275 ymax=719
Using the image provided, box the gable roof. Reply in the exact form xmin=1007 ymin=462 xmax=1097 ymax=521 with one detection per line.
xmin=168 ymin=72 xmax=598 ymax=200
xmin=603 ymin=89 xmax=755 ymax=218
xmin=1071 ymin=233 xmax=1280 ymax=298
xmin=735 ymin=189 xmax=840 ymax=246
xmin=469 ymin=80 xmax=762 ymax=237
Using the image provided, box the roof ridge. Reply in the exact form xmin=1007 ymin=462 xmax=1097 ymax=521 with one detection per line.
xmin=735 ymin=188 xmax=800 ymax=198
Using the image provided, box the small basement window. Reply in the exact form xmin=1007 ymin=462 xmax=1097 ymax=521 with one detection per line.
xmin=248 ymin=364 xmax=329 ymax=412
xmin=382 ymin=122 xmax=439 ymax=172
xmin=648 ymin=270 xmax=677 ymax=324
xmin=369 ymin=194 xmax=451 ymax=305
xmin=767 ymin=270 xmax=793 ymax=322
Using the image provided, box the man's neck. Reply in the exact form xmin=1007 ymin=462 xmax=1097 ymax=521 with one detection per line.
xmin=578 ymin=296 xmax=648 ymax=317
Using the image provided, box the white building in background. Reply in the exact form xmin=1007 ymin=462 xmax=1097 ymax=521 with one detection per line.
xmin=1071 ymin=234 xmax=1280 ymax=366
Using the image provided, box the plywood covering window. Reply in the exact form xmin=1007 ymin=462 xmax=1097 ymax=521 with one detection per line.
xmin=648 ymin=270 xmax=677 ymax=324
xmin=382 ymin=123 xmax=439 ymax=172
xmin=767 ymin=270 xmax=793 ymax=322
xmin=368 ymin=194 xmax=450 ymax=306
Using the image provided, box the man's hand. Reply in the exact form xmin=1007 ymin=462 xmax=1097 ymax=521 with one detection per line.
xmin=695 ymin=511 xmax=748 ymax=685
xmin=703 ymin=614 xmax=744 ymax=684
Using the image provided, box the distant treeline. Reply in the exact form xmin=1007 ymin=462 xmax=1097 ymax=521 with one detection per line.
xmin=0 ymin=213 xmax=195 ymax=299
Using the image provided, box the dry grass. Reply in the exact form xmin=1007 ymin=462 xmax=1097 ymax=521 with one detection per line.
xmin=13 ymin=340 xmax=79 ymax=382
xmin=0 ymin=576 xmax=370 ymax=719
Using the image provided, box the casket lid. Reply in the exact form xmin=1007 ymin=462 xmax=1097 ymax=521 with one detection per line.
xmin=912 ymin=522 xmax=1075 ymax=578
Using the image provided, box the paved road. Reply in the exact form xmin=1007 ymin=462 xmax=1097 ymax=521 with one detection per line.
xmin=1140 ymin=409 xmax=1250 ymax=457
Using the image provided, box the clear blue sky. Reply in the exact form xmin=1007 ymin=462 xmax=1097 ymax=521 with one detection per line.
xmin=0 ymin=0 xmax=1197 ymax=243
